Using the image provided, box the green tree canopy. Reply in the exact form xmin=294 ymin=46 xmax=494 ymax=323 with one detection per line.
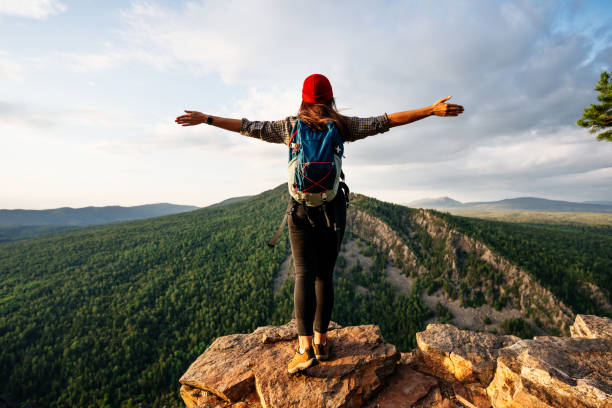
xmin=577 ymin=70 xmax=612 ymax=141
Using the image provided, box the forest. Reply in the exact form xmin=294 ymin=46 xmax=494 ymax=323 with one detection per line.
xmin=1 ymin=184 xmax=610 ymax=407
xmin=436 ymin=211 xmax=612 ymax=316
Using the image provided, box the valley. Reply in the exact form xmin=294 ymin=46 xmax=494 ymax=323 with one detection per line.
xmin=1 ymin=184 xmax=610 ymax=407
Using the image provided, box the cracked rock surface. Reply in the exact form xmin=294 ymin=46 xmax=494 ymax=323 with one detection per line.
xmin=179 ymin=315 xmax=612 ymax=408
xmin=414 ymin=323 xmax=519 ymax=384
xmin=487 ymin=335 xmax=612 ymax=408
xmin=179 ymin=320 xmax=399 ymax=408
xmin=570 ymin=314 xmax=612 ymax=340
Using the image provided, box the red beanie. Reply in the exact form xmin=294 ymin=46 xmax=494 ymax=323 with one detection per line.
xmin=302 ymin=74 xmax=333 ymax=103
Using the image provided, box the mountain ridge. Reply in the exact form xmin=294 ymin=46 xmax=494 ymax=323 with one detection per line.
xmin=408 ymin=196 xmax=612 ymax=213
xmin=0 ymin=202 xmax=199 ymax=226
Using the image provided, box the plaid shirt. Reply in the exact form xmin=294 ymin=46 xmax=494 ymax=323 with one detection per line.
xmin=240 ymin=114 xmax=390 ymax=145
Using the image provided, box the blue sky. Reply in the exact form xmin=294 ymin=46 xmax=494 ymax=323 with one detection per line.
xmin=0 ymin=0 xmax=611 ymax=209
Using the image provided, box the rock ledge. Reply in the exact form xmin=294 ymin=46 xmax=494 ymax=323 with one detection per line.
xmin=179 ymin=315 xmax=612 ymax=408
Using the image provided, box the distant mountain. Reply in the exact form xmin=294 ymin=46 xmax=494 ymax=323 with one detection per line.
xmin=408 ymin=196 xmax=612 ymax=213
xmin=464 ymin=197 xmax=612 ymax=213
xmin=407 ymin=196 xmax=463 ymax=209
xmin=584 ymin=200 xmax=612 ymax=206
xmin=0 ymin=203 xmax=199 ymax=226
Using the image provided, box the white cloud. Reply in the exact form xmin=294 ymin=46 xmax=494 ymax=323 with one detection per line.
xmin=0 ymin=0 xmax=66 ymax=19
xmin=0 ymin=100 xmax=132 ymax=130
xmin=57 ymin=50 xmax=123 ymax=73
xmin=106 ymin=1 xmax=608 ymax=124
xmin=87 ymin=120 xmax=223 ymax=155
xmin=0 ymin=51 xmax=22 ymax=80
xmin=94 ymin=0 xmax=610 ymax=201
xmin=347 ymin=126 xmax=612 ymax=202
xmin=229 ymin=86 xmax=300 ymax=121
xmin=3 ymin=1 xmax=611 ymax=207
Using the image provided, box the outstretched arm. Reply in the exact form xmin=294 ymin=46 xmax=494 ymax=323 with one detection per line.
xmin=175 ymin=110 xmax=291 ymax=145
xmin=175 ymin=111 xmax=241 ymax=133
xmin=388 ymin=96 xmax=464 ymax=127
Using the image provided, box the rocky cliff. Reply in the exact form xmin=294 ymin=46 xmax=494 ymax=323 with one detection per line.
xmin=178 ymin=315 xmax=611 ymax=408
xmin=346 ymin=207 xmax=579 ymax=335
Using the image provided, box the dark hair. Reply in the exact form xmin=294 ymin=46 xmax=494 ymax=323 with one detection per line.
xmin=298 ymin=98 xmax=351 ymax=140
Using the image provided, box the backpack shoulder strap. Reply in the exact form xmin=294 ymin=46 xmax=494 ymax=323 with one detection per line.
xmin=339 ymin=180 xmax=350 ymax=207
xmin=268 ymin=199 xmax=297 ymax=248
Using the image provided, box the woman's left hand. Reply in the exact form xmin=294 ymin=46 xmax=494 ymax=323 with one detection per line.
xmin=175 ymin=110 xmax=208 ymax=126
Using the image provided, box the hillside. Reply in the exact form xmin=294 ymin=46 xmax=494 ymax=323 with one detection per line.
xmin=1 ymin=184 xmax=610 ymax=407
xmin=208 ymin=195 xmax=252 ymax=208
xmin=444 ymin=208 xmax=612 ymax=226
xmin=0 ymin=224 xmax=82 ymax=244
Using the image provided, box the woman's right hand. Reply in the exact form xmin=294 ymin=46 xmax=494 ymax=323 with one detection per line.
xmin=175 ymin=110 xmax=208 ymax=126
xmin=431 ymin=96 xmax=464 ymax=117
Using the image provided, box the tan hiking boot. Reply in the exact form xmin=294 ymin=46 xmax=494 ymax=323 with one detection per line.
xmin=312 ymin=338 xmax=332 ymax=361
xmin=287 ymin=347 xmax=317 ymax=374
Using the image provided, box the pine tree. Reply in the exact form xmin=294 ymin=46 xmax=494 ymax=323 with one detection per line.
xmin=577 ymin=71 xmax=612 ymax=142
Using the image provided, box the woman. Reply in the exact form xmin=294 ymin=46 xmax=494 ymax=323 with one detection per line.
xmin=175 ymin=74 xmax=464 ymax=374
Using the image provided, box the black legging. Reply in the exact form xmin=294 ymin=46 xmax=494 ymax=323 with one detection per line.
xmin=288 ymin=193 xmax=346 ymax=336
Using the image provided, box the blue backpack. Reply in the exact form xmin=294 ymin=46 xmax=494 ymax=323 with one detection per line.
xmin=267 ymin=119 xmax=349 ymax=248
xmin=287 ymin=119 xmax=344 ymax=206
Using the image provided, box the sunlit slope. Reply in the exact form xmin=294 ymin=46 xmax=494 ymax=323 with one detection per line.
xmin=349 ymin=195 xmax=612 ymax=324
